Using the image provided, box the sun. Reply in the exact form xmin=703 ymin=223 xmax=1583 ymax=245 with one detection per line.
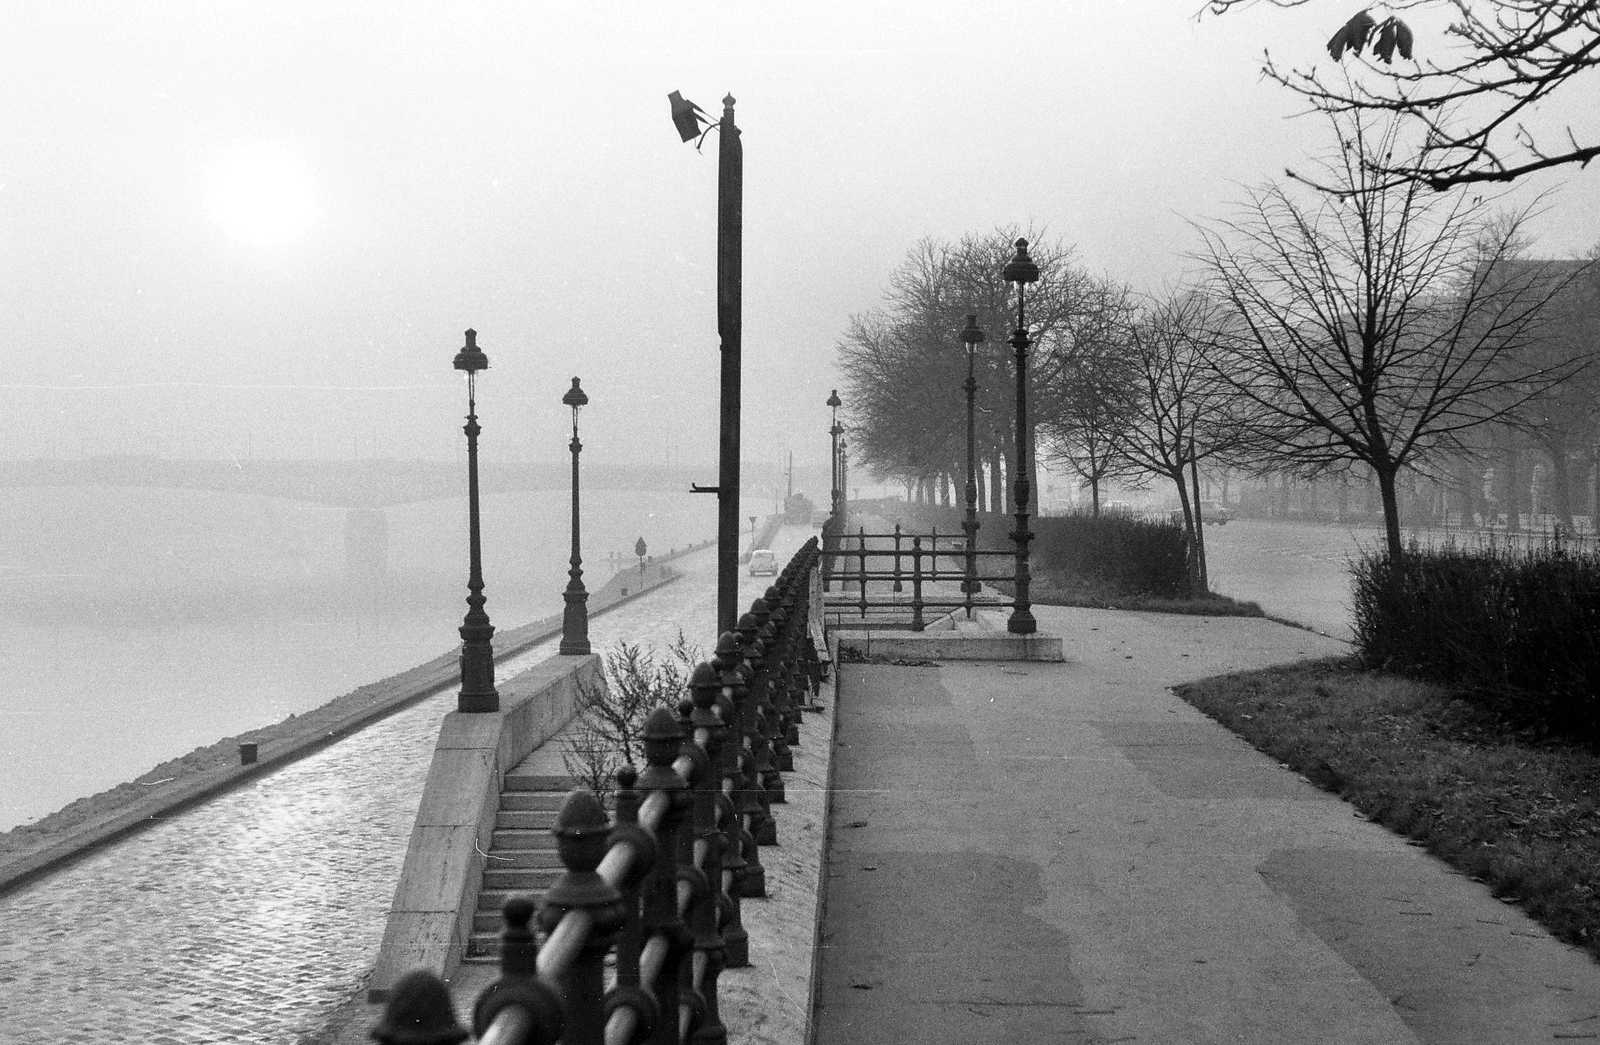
xmin=208 ymin=145 xmax=317 ymax=247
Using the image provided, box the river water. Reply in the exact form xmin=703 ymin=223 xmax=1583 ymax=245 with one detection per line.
xmin=0 ymin=483 xmax=717 ymax=831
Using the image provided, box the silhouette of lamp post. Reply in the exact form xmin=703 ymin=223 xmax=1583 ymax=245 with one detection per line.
xmin=827 ymin=389 xmax=842 ymax=523
xmin=838 ymin=437 xmax=849 ymax=516
xmin=960 ymin=314 xmax=986 ymax=600
xmin=453 ymin=329 xmax=498 ymax=713
xmin=1004 ymin=239 xmax=1039 ymax=635
xmin=669 ymin=88 xmax=743 ymax=636
xmin=559 ymin=377 xmax=591 ymax=656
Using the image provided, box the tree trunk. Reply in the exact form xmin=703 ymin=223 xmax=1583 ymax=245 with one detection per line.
xmin=1090 ymin=478 xmax=1101 ymax=517
xmin=1505 ymin=448 xmax=1520 ymax=532
xmin=1375 ymin=462 xmax=1405 ymax=565
xmin=1548 ymin=448 xmax=1574 ymax=531
xmin=990 ymin=449 xmax=1005 ymax=523
xmin=1189 ymin=456 xmax=1208 ymax=592
xmin=1172 ymin=470 xmax=1199 ymax=592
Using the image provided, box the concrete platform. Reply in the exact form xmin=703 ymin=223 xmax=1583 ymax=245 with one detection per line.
xmin=831 ymin=604 xmax=1065 ymax=662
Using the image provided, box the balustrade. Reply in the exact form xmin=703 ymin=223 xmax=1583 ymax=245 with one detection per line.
xmin=373 ymin=537 xmax=823 ymax=1045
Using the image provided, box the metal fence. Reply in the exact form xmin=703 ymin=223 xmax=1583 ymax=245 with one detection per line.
xmin=372 ymin=537 xmax=824 ymax=1045
xmin=821 ymin=521 xmax=1015 ymax=629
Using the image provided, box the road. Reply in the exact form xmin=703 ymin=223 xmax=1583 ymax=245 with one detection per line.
xmin=1199 ymin=518 xmax=1381 ymax=642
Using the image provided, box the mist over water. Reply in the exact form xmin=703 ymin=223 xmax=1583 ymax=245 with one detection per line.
xmin=0 ymin=483 xmax=716 ymax=831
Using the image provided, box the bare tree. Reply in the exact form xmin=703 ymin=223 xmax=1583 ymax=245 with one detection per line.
xmin=1195 ymin=112 xmax=1587 ymax=563
xmin=1505 ymin=256 xmax=1600 ymax=527
xmin=1114 ymin=290 xmax=1244 ymax=590
xmin=834 ymin=228 xmax=1092 ymax=505
xmin=1203 ymin=1 xmax=1600 ymax=190
xmin=1037 ymin=280 xmax=1146 ymax=514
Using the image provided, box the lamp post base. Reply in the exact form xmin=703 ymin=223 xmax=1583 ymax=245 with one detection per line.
xmin=1006 ymin=607 xmax=1037 ymax=635
xmin=458 ymin=626 xmax=499 ymax=713
xmin=559 ymin=589 xmax=590 ymax=656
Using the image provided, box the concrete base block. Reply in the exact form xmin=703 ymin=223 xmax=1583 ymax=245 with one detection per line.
xmin=835 ymin=629 xmax=1065 ymax=662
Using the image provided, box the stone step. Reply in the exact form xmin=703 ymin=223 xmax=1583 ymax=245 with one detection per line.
xmin=495 ymin=808 xmax=559 ymax=831
xmin=499 ymin=791 xmax=567 ymax=812
xmin=475 ymin=888 xmax=538 ymax=918
xmin=463 ymin=933 xmax=499 ymax=963
xmin=483 ymin=866 xmax=565 ymax=891
xmin=483 ymin=847 xmax=562 ymax=869
xmin=503 ymin=769 xmax=578 ymax=792
xmin=491 ymin=828 xmax=558 ymax=851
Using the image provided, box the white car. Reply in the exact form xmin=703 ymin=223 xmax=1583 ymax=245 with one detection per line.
xmin=748 ymin=549 xmax=777 ymax=576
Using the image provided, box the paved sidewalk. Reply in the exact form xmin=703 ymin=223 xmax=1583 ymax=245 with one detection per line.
xmin=813 ymin=606 xmax=1600 ymax=1044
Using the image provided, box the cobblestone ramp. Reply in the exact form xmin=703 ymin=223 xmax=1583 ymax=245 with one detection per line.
xmin=0 ymin=687 xmax=450 ymax=1043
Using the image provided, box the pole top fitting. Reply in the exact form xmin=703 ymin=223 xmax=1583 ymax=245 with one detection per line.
xmin=452 ymin=329 xmax=489 ymax=373
xmin=1003 ymin=239 xmax=1039 ymax=285
xmin=723 ymin=93 xmax=736 ymax=112
xmin=827 ymin=389 xmax=842 ymax=409
xmin=961 ymin=314 xmax=986 ymax=344
xmin=562 ymin=376 xmax=588 ymax=409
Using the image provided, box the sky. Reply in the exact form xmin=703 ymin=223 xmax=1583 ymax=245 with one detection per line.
xmin=2 ymin=1 xmax=1596 ymax=474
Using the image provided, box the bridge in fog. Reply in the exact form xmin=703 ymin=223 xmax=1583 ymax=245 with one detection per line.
xmin=0 ymin=456 xmax=724 ymax=509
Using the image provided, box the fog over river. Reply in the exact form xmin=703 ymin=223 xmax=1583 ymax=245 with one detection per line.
xmin=0 ymin=484 xmax=716 ymax=831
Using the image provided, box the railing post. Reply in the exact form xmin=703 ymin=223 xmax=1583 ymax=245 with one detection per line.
xmin=911 ymin=534 xmax=925 ymax=631
xmin=711 ymin=632 xmax=750 ymax=969
xmin=604 ymin=766 xmax=661 ymax=1043
xmin=892 ymin=522 xmax=903 ymax=592
xmin=732 ymin=613 xmax=770 ymax=892
xmin=756 ymin=593 xmax=787 ymax=808
xmin=637 ymin=708 xmax=690 ymax=1045
xmin=857 ymin=526 xmax=868 ymax=618
xmin=738 ymin=608 xmax=778 ymax=847
xmin=467 ymin=895 xmax=567 ymax=1044
xmin=537 ymin=790 xmax=626 ymax=1045
xmin=373 ymin=970 xmax=469 ymax=1045
xmin=764 ymin=585 xmax=795 ymax=775
xmin=686 ymin=665 xmax=729 ymax=1045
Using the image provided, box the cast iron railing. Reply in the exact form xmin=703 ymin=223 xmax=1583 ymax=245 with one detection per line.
xmin=821 ymin=522 xmax=1015 ymax=629
xmin=372 ymin=537 xmax=824 ymax=1045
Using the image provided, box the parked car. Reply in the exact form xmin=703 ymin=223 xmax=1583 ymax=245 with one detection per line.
xmin=1169 ymin=500 xmax=1235 ymax=526
xmin=748 ymin=549 xmax=777 ymax=576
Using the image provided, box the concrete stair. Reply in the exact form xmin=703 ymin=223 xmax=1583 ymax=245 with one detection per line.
xmin=463 ymin=764 xmax=578 ymax=964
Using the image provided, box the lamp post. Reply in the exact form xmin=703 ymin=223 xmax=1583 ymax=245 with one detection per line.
xmin=827 ymin=389 xmax=842 ymax=522
xmin=669 ymin=89 xmax=743 ymax=636
xmin=838 ymin=437 xmax=849 ymax=520
xmin=560 ymin=377 xmax=590 ymax=656
xmin=960 ymin=314 xmax=985 ymax=602
xmin=452 ymin=329 xmax=498 ymax=713
xmin=749 ymin=514 xmax=757 ymax=554
xmin=1003 ymin=238 xmax=1039 ymax=635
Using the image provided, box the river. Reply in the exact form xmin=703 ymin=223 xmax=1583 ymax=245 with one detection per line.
xmin=0 ymin=483 xmax=717 ymax=831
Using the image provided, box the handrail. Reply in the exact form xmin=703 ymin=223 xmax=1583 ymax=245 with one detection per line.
xmin=371 ymin=537 xmax=826 ymax=1045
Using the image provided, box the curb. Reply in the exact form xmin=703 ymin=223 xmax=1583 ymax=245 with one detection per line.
xmin=0 ymin=541 xmax=716 ymax=898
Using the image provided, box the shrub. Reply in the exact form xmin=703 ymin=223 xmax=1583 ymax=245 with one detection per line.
xmin=563 ymin=633 xmax=701 ymax=795
xmin=1029 ymin=511 xmax=1192 ymax=599
xmin=851 ymin=501 xmax=1193 ymax=599
xmin=1351 ymin=540 xmax=1600 ymax=740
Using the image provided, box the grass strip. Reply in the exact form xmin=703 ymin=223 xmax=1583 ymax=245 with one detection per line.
xmin=1028 ymin=574 xmax=1265 ymax=617
xmin=1175 ymin=657 xmax=1600 ymax=959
